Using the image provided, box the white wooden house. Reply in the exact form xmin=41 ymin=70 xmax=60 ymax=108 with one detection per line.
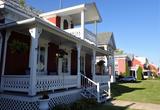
xmin=0 ymin=0 xmax=115 ymax=109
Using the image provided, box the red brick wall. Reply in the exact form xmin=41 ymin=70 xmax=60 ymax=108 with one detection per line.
xmin=47 ymin=16 xmax=61 ymax=28
xmin=71 ymin=49 xmax=77 ymax=75
xmin=5 ymin=32 xmax=30 ymax=75
xmin=85 ymin=54 xmax=92 ymax=78
xmin=47 ymin=43 xmax=59 ymax=74
xmin=118 ymin=59 xmax=126 ymax=74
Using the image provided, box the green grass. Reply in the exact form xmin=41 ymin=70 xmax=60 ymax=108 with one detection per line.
xmin=112 ymin=80 xmax=160 ymax=104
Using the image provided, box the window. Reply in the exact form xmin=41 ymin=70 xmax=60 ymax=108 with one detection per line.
xmin=63 ymin=19 xmax=68 ymax=29
xmin=62 ymin=57 xmax=68 ymax=73
xmin=37 ymin=47 xmax=46 ymax=72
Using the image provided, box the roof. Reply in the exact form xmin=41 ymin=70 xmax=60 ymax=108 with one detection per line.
xmin=134 ymin=56 xmax=148 ymax=65
xmin=40 ymin=3 xmax=102 ymax=25
xmin=97 ymin=32 xmax=116 ymax=49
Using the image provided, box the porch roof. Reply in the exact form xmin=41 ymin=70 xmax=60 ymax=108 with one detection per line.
xmin=0 ymin=17 xmax=111 ymax=56
xmin=40 ymin=3 xmax=102 ymax=25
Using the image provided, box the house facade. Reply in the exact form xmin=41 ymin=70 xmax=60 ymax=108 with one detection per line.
xmin=96 ymin=32 xmax=116 ymax=83
xmin=0 ymin=0 xmax=115 ymax=109
xmin=114 ymin=54 xmax=131 ymax=76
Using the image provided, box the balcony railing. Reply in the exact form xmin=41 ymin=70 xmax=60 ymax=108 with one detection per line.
xmin=65 ymin=28 xmax=97 ymax=45
xmin=93 ymin=75 xmax=110 ymax=84
xmin=1 ymin=75 xmax=78 ymax=93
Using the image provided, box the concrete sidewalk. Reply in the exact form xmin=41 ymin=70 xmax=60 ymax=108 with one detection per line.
xmin=106 ymin=100 xmax=160 ymax=110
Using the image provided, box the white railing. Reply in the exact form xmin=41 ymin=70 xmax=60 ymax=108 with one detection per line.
xmin=65 ymin=28 xmax=82 ymax=39
xmin=84 ymin=29 xmax=96 ymax=43
xmin=1 ymin=75 xmax=78 ymax=93
xmin=36 ymin=75 xmax=78 ymax=92
xmin=80 ymin=73 xmax=100 ymax=102
xmin=93 ymin=75 xmax=110 ymax=84
xmin=1 ymin=75 xmax=30 ymax=92
xmin=64 ymin=28 xmax=97 ymax=44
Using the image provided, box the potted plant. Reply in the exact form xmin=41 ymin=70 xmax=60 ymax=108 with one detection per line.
xmin=39 ymin=91 xmax=49 ymax=110
xmin=9 ymin=40 xmax=29 ymax=54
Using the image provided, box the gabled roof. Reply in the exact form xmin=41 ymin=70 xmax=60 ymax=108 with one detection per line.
xmin=97 ymin=32 xmax=116 ymax=50
xmin=40 ymin=3 xmax=102 ymax=25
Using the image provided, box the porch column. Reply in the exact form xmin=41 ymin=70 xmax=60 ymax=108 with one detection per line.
xmin=0 ymin=31 xmax=10 ymax=92
xmin=81 ymin=10 xmax=85 ymax=39
xmin=1 ymin=31 xmax=11 ymax=75
xmin=94 ymin=21 xmax=97 ymax=46
xmin=92 ymin=50 xmax=96 ymax=80
xmin=110 ymin=55 xmax=116 ymax=83
xmin=29 ymin=27 xmax=42 ymax=96
xmin=77 ymin=44 xmax=81 ymax=88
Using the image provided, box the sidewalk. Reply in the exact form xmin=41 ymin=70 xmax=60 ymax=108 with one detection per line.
xmin=106 ymin=100 xmax=160 ymax=110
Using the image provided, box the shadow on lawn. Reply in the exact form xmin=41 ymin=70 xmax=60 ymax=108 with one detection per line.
xmin=104 ymin=102 xmax=135 ymax=110
xmin=111 ymin=82 xmax=145 ymax=98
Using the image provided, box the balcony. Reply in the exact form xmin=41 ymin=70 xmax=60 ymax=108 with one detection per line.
xmin=65 ymin=28 xmax=97 ymax=45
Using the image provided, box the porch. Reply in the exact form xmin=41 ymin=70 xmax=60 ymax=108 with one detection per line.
xmin=0 ymin=18 xmax=111 ymax=97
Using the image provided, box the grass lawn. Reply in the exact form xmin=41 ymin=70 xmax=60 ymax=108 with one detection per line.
xmin=111 ymin=80 xmax=160 ymax=104
xmin=91 ymin=105 xmax=138 ymax=110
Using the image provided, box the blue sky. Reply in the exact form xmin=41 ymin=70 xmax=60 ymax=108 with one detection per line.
xmin=26 ymin=0 xmax=160 ymax=66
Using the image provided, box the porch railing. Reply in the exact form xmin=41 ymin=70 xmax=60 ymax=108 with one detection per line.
xmin=1 ymin=75 xmax=30 ymax=92
xmin=64 ymin=28 xmax=97 ymax=44
xmin=36 ymin=75 xmax=77 ymax=92
xmin=93 ymin=75 xmax=110 ymax=84
xmin=1 ymin=75 xmax=78 ymax=93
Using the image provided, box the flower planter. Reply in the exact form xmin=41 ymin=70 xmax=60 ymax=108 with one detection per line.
xmin=39 ymin=98 xmax=49 ymax=110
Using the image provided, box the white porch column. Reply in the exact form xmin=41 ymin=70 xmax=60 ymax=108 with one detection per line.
xmin=81 ymin=10 xmax=85 ymax=39
xmin=92 ymin=50 xmax=96 ymax=80
xmin=94 ymin=21 xmax=97 ymax=46
xmin=0 ymin=33 xmax=2 ymax=62
xmin=1 ymin=31 xmax=10 ymax=92
xmin=2 ymin=31 xmax=11 ymax=75
xmin=110 ymin=55 xmax=116 ymax=83
xmin=29 ymin=27 xmax=42 ymax=96
xmin=77 ymin=44 xmax=81 ymax=88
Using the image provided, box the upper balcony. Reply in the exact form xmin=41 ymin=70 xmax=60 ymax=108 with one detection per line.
xmin=64 ymin=28 xmax=97 ymax=45
xmin=40 ymin=3 xmax=102 ymax=45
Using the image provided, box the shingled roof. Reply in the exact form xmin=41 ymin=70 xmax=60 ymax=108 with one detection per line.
xmin=97 ymin=32 xmax=116 ymax=49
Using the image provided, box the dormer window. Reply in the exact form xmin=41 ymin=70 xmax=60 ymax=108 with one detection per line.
xmin=63 ymin=19 xmax=68 ymax=29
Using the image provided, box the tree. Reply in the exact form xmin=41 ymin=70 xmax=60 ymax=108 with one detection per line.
xmin=19 ymin=0 xmax=25 ymax=7
xmin=137 ymin=66 xmax=143 ymax=80
xmin=115 ymin=49 xmax=124 ymax=55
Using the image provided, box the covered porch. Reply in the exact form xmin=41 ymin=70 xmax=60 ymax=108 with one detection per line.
xmin=0 ymin=18 xmax=110 ymax=96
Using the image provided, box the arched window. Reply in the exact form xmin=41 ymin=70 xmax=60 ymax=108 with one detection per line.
xmin=63 ymin=19 xmax=68 ymax=29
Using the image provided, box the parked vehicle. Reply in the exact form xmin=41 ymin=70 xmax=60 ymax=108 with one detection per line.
xmin=119 ymin=76 xmax=136 ymax=82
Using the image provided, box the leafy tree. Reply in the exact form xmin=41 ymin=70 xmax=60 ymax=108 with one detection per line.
xmin=115 ymin=49 xmax=124 ymax=55
xmin=137 ymin=66 xmax=143 ymax=80
xmin=19 ymin=0 xmax=25 ymax=7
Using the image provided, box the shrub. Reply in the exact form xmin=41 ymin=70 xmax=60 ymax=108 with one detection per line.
xmin=137 ymin=67 xmax=143 ymax=80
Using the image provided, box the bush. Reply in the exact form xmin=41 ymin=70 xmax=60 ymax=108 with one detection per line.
xmin=137 ymin=67 xmax=143 ymax=80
